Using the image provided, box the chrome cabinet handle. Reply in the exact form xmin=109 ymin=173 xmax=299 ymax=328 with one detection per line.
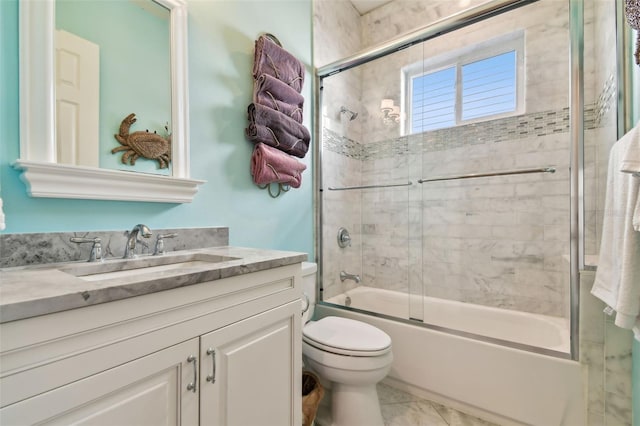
xmin=206 ymin=348 xmax=216 ymax=384
xmin=186 ymin=355 xmax=197 ymax=393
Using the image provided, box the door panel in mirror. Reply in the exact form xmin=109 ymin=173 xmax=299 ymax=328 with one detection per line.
xmin=55 ymin=29 xmax=100 ymax=168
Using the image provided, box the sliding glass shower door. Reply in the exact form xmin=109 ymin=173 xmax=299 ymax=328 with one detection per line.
xmin=317 ymin=0 xmax=593 ymax=357
xmin=318 ymin=42 xmax=422 ymax=320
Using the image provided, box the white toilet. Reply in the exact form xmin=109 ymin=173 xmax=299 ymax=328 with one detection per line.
xmin=301 ymin=262 xmax=393 ymax=426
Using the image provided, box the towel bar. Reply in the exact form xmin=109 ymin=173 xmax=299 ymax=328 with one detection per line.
xmin=327 ymin=182 xmax=413 ymax=191
xmin=417 ymin=167 xmax=556 ymax=183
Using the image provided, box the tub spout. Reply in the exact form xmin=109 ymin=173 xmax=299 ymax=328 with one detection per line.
xmin=340 ymin=271 xmax=361 ymax=283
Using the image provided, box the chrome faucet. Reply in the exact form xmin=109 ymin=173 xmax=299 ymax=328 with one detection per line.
xmin=340 ymin=271 xmax=361 ymax=283
xmin=123 ymin=224 xmax=152 ymax=259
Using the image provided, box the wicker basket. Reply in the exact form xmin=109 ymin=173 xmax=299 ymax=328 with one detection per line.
xmin=302 ymin=371 xmax=324 ymax=426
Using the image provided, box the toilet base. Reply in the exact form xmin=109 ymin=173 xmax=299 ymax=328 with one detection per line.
xmin=330 ymin=383 xmax=384 ymax=426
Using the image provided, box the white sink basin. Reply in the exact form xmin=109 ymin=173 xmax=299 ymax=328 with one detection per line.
xmin=60 ymin=253 xmax=239 ymax=282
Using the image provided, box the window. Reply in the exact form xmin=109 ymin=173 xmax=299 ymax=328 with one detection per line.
xmin=411 ymin=67 xmax=456 ymax=133
xmin=461 ymin=51 xmax=517 ymax=121
xmin=404 ymin=33 xmax=523 ymax=134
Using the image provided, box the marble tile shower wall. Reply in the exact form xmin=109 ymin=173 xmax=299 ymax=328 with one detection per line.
xmin=314 ymin=0 xmax=363 ymax=299
xmin=584 ymin=0 xmax=619 ymax=262
xmin=323 ymin=77 xmax=614 ymax=315
xmin=346 ymin=0 xmax=572 ymax=317
xmin=322 ymin=151 xmax=364 ymax=299
xmin=317 ymin=0 xmax=614 ymax=315
xmin=358 ymin=0 xmax=571 ymax=147
xmin=324 ymin=128 xmax=572 ymax=316
xmin=580 ymin=1 xmax=634 ymax=425
xmin=581 ymin=272 xmax=634 ymax=426
xmin=314 ymin=0 xmax=362 ymax=146
xmin=360 ymin=0 xmax=491 ymax=48
xmin=585 ymin=73 xmax=617 ymax=260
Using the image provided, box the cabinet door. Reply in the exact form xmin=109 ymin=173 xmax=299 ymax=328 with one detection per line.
xmin=199 ymin=301 xmax=301 ymax=426
xmin=0 ymin=338 xmax=199 ymax=426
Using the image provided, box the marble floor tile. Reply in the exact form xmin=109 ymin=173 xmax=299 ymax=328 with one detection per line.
xmin=381 ymin=400 xmax=449 ymax=426
xmin=378 ymin=382 xmax=423 ymax=404
xmin=431 ymin=402 xmax=500 ymax=426
xmin=314 ymin=382 xmax=501 ymax=426
xmin=378 ymin=384 xmax=499 ymax=426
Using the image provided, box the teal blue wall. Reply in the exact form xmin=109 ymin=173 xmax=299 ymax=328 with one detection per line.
xmin=0 ymin=0 xmax=314 ymax=259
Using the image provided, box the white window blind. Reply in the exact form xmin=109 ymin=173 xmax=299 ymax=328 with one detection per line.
xmin=411 ymin=67 xmax=456 ymax=133
xmin=405 ymin=33 xmax=522 ymax=135
xmin=461 ymin=51 xmax=516 ymax=121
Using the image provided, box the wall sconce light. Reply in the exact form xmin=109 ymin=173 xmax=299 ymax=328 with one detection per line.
xmin=380 ymin=98 xmax=400 ymax=125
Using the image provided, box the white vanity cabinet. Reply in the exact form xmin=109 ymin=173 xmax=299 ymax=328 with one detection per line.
xmin=0 ymin=263 xmax=302 ymax=426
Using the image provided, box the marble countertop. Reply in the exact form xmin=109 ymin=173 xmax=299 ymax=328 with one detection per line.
xmin=0 ymin=246 xmax=307 ymax=323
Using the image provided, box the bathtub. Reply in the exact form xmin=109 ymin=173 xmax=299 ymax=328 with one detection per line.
xmin=318 ymin=287 xmax=584 ymax=426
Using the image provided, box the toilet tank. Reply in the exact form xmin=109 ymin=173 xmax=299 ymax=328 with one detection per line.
xmin=301 ymin=262 xmax=317 ymax=322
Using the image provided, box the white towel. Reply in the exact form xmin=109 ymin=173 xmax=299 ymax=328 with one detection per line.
xmin=591 ymin=124 xmax=640 ymax=339
xmin=620 ymin=124 xmax=640 ymax=231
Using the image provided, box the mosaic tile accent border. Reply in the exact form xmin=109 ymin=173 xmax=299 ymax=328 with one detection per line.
xmin=322 ymin=129 xmax=363 ymax=159
xmin=323 ymin=74 xmax=615 ymax=161
xmin=592 ymin=73 xmax=616 ymax=128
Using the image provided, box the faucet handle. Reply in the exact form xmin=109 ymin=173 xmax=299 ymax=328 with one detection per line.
xmin=70 ymin=237 xmax=103 ymax=262
xmin=154 ymin=233 xmax=178 ymax=255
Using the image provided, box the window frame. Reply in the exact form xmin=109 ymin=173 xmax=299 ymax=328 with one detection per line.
xmin=401 ymin=31 xmax=525 ymax=135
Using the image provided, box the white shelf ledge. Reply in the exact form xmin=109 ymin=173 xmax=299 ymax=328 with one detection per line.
xmin=14 ymin=160 xmax=206 ymax=203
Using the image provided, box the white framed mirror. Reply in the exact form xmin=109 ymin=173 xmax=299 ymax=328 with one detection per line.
xmin=14 ymin=0 xmax=205 ymax=203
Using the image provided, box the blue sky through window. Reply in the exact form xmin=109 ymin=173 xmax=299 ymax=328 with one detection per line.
xmin=462 ymin=51 xmax=516 ymax=120
xmin=411 ymin=67 xmax=456 ymax=133
xmin=410 ymin=49 xmax=517 ymax=133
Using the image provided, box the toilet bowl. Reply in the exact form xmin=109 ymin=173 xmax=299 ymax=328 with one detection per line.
xmin=301 ymin=262 xmax=393 ymax=426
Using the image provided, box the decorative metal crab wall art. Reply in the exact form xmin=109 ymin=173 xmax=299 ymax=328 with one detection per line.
xmin=112 ymin=113 xmax=171 ymax=169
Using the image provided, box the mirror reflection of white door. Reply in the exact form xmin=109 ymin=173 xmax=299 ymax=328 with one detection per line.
xmin=55 ymin=30 xmax=99 ymax=167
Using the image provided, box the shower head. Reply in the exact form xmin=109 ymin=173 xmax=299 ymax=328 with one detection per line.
xmin=340 ymin=106 xmax=358 ymax=121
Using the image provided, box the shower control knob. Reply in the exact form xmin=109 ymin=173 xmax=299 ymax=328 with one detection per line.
xmin=337 ymin=227 xmax=352 ymax=248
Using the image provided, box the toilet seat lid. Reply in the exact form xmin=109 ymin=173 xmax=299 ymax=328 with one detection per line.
xmin=303 ymin=316 xmax=391 ymax=354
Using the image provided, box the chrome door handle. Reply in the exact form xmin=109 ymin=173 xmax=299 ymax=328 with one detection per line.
xmin=186 ymin=355 xmax=197 ymax=392
xmin=206 ymin=348 xmax=216 ymax=384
